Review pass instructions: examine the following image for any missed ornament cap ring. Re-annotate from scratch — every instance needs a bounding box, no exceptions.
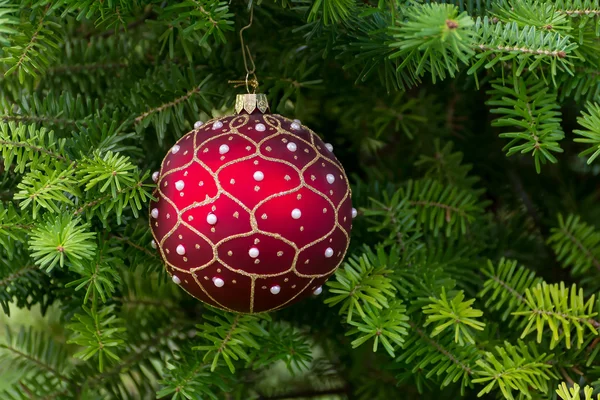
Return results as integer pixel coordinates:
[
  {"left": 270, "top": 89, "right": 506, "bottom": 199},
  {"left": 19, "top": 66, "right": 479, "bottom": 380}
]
[{"left": 235, "top": 93, "right": 269, "bottom": 115}]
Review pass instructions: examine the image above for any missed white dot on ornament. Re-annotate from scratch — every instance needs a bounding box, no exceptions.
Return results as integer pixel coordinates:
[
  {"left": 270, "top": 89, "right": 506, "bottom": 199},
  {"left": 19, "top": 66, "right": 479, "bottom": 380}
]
[
  {"left": 325, "top": 143, "right": 333, "bottom": 152},
  {"left": 253, "top": 171, "right": 264, "bottom": 181},
  {"left": 287, "top": 142, "right": 297, "bottom": 152},
  {"left": 326, "top": 174, "right": 335, "bottom": 184},
  {"left": 212, "top": 121, "right": 223, "bottom": 130},
  {"left": 291, "top": 122, "right": 301, "bottom": 130},
  {"left": 270, "top": 285, "right": 281, "bottom": 295},
  {"left": 291, "top": 208, "right": 301, "bottom": 219},
  {"left": 171, "top": 145, "right": 180, "bottom": 154},
  {"left": 314, "top": 286, "right": 323, "bottom": 295},
  {"left": 176, "top": 245, "right": 186, "bottom": 255},
  {"left": 152, "top": 171, "right": 159, "bottom": 182},
  {"left": 219, "top": 144, "right": 229, "bottom": 155},
  {"left": 294, "top": 119, "right": 301, "bottom": 123},
  {"left": 172, "top": 275, "right": 181, "bottom": 285},
  {"left": 255, "top": 123, "right": 266, "bottom": 132},
  {"left": 207, "top": 213, "right": 217, "bottom": 225},
  {"left": 151, "top": 208, "right": 159, "bottom": 219},
  {"left": 194, "top": 121, "right": 204, "bottom": 129},
  {"left": 175, "top": 180, "right": 185, "bottom": 191},
  {"left": 352, "top": 208, "right": 358, "bottom": 219},
  {"left": 325, "top": 248, "right": 334, "bottom": 258},
  {"left": 151, "top": 240, "right": 157, "bottom": 249},
  {"left": 212, "top": 277, "right": 225, "bottom": 287},
  {"left": 249, "top": 247, "right": 260, "bottom": 258}
]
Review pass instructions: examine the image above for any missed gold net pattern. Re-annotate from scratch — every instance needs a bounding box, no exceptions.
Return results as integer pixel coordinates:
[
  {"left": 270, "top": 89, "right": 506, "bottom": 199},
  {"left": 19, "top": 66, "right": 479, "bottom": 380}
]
[{"left": 150, "top": 113, "right": 352, "bottom": 313}]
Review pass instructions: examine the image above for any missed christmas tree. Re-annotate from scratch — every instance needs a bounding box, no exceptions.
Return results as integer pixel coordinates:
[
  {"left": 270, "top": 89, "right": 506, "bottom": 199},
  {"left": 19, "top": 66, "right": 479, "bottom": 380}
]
[{"left": 2, "top": 0, "right": 600, "bottom": 398}]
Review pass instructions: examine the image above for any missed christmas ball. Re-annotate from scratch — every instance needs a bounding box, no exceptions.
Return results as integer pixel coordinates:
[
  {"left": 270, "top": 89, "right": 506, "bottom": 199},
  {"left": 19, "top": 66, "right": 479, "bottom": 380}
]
[{"left": 149, "top": 94, "right": 355, "bottom": 313}]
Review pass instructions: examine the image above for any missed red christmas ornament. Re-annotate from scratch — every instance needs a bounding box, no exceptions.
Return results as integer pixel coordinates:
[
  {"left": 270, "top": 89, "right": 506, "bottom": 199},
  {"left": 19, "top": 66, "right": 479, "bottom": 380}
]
[{"left": 149, "top": 94, "right": 355, "bottom": 313}]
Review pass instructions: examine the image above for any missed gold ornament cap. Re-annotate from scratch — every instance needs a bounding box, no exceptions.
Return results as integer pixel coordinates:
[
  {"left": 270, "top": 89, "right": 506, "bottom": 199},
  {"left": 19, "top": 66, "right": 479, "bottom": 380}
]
[{"left": 235, "top": 93, "right": 269, "bottom": 115}]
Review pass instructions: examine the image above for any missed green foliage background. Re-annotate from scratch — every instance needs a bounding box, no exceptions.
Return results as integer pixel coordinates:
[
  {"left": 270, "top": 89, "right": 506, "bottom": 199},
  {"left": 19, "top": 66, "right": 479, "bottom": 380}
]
[{"left": 2, "top": 0, "right": 600, "bottom": 399}]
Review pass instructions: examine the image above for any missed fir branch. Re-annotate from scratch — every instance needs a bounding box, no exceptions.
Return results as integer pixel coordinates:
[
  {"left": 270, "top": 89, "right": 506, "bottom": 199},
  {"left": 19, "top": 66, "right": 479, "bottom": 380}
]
[
  {"left": 574, "top": 102, "right": 600, "bottom": 163},
  {"left": 15, "top": 165, "right": 77, "bottom": 218},
  {"left": 548, "top": 214, "right": 600, "bottom": 275},
  {"left": 0, "top": 343, "right": 71, "bottom": 383},
  {"left": 0, "top": 265, "right": 36, "bottom": 288},
  {"left": 479, "top": 258, "right": 543, "bottom": 325},
  {"left": 401, "top": 179, "right": 487, "bottom": 236},
  {"left": 194, "top": 309, "right": 269, "bottom": 372},
  {"left": 0, "top": 114, "right": 81, "bottom": 127},
  {"left": 84, "top": 320, "right": 182, "bottom": 388},
  {"left": 109, "top": 234, "right": 160, "bottom": 260},
  {"left": 487, "top": 76, "right": 565, "bottom": 173},
  {"left": 258, "top": 387, "right": 351, "bottom": 400},
  {"left": 407, "top": 321, "right": 474, "bottom": 375},
  {"left": 556, "top": 382, "right": 599, "bottom": 400},
  {"left": 48, "top": 62, "right": 128, "bottom": 74},
  {"left": 0, "top": 138, "right": 67, "bottom": 161},
  {"left": 9, "top": 5, "right": 50, "bottom": 76},
  {"left": 28, "top": 214, "right": 97, "bottom": 272},
  {"left": 473, "top": 341, "right": 555, "bottom": 400},
  {"left": 325, "top": 246, "right": 397, "bottom": 323},
  {"left": 1, "top": 4, "right": 63, "bottom": 83},
  {"left": 514, "top": 282, "right": 599, "bottom": 349},
  {"left": 0, "top": 122, "right": 69, "bottom": 174},
  {"left": 423, "top": 288, "right": 486, "bottom": 346},
  {"left": 134, "top": 85, "right": 202, "bottom": 124}
]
